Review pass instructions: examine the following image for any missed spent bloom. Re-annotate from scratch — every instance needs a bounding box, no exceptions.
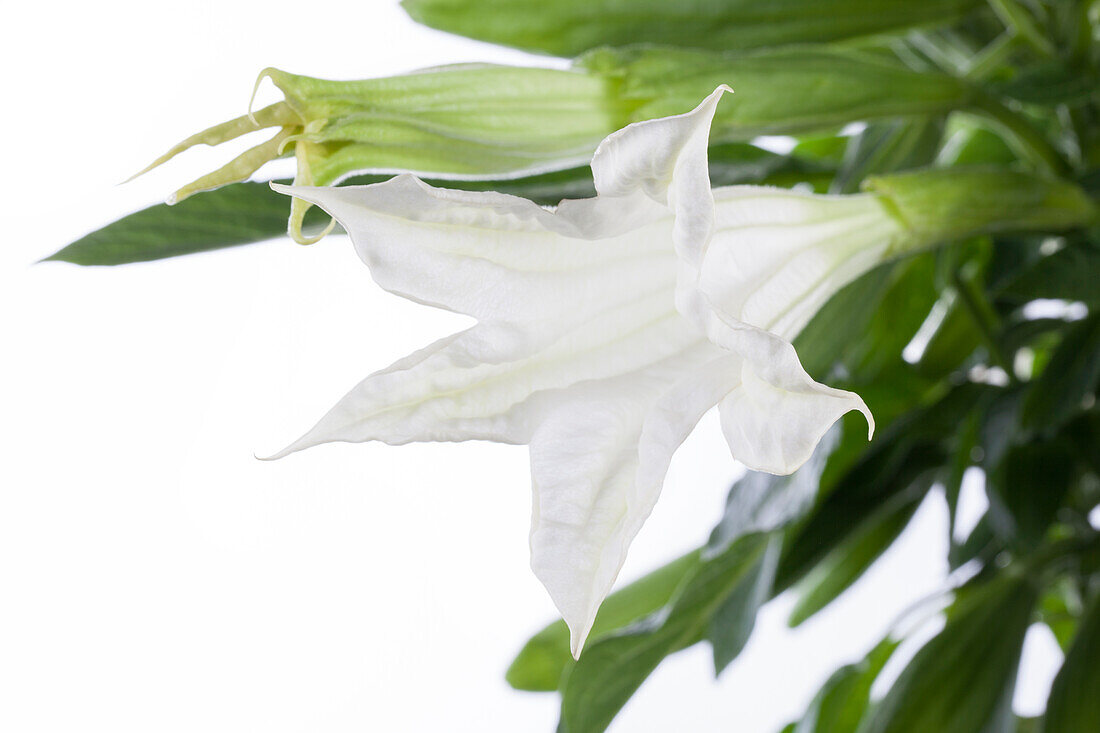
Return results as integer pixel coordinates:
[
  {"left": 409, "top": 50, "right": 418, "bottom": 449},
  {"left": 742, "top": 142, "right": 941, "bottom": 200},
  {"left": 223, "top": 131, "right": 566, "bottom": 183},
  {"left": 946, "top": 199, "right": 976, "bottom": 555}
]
[{"left": 269, "top": 88, "right": 894, "bottom": 656}]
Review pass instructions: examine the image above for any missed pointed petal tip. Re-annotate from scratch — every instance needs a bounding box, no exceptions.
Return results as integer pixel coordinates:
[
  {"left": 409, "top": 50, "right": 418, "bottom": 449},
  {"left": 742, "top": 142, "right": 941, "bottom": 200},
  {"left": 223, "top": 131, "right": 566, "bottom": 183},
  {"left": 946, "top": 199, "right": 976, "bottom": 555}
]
[
  {"left": 863, "top": 404, "right": 876, "bottom": 441},
  {"left": 568, "top": 621, "right": 593, "bottom": 660}
]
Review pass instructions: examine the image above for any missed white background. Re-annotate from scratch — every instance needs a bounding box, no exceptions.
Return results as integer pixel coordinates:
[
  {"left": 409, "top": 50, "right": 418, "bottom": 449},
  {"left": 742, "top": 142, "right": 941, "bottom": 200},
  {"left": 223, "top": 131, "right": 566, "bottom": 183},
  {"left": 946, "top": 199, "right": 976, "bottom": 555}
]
[{"left": 0, "top": 2, "right": 1061, "bottom": 731}]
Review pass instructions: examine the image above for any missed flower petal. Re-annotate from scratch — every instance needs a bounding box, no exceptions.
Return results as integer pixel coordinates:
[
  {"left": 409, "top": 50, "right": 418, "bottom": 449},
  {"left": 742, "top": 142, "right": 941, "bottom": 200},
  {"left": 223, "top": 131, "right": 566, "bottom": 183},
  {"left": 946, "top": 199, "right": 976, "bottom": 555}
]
[
  {"left": 701, "top": 187, "right": 903, "bottom": 340},
  {"left": 528, "top": 345, "right": 736, "bottom": 657},
  {"left": 266, "top": 285, "right": 702, "bottom": 458},
  {"left": 705, "top": 316, "right": 874, "bottom": 474}
]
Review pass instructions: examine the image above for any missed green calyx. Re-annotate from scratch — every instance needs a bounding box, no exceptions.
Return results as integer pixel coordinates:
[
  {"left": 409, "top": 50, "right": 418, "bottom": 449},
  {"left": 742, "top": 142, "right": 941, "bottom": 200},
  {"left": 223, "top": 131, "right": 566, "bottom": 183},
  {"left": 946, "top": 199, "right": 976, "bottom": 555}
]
[
  {"left": 865, "top": 168, "right": 1099, "bottom": 250},
  {"left": 132, "top": 65, "right": 627, "bottom": 243}
]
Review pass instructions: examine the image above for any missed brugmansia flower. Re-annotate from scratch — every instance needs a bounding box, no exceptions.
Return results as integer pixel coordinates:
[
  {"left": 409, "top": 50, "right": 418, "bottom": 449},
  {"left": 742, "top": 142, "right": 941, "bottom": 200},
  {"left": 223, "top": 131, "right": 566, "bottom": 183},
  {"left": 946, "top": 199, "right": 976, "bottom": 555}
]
[{"left": 269, "top": 88, "right": 888, "bottom": 656}]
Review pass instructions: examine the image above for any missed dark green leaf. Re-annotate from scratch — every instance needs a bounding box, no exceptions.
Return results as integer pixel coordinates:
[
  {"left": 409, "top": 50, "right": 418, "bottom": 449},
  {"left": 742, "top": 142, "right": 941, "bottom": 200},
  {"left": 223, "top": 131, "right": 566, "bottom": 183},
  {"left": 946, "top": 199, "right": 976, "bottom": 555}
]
[
  {"left": 986, "top": 440, "right": 1076, "bottom": 550},
  {"left": 1000, "top": 245, "right": 1100, "bottom": 307},
  {"left": 403, "top": 0, "right": 983, "bottom": 58},
  {"left": 794, "top": 637, "right": 899, "bottom": 733},
  {"left": 1037, "top": 580, "right": 1082, "bottom": 653},
  {"left": 864, "top": 572, "right": 1038, "bottom": 733},
  {"left": 832, "top": 117, "right": 945, "bottom": 194},
  {"left": 795, "top": 252, "right": 939, "bottom": 383},
  {"left": 505, "top": 550, "right": 701, "bottom": 692},
  {"left": 991, "top": 62, "right": 1100, "bottom": 106},
  {"left": 978, "top": 385, "right": 1027, "bottom": 469},
  {"left": 1043, "top": 595, "right": 1100, "bottom": 732},
  {"left": 557, "top": 533, "right": 772, "bottom": 733},
  {"left": 1021, "top": 313, "right": 1100, "bottom": 431},
  {"left": 788, "top": 497, "right": 919, "bottom": 627},
  {"left": 709, "top": 537, "right": 779, "bottom": 673},
  {"left": 949, "top": 514, "right": 1001, "bottom": 570},
  {"left": 43, "top": 181, "right": 295, "bottom": 266}
]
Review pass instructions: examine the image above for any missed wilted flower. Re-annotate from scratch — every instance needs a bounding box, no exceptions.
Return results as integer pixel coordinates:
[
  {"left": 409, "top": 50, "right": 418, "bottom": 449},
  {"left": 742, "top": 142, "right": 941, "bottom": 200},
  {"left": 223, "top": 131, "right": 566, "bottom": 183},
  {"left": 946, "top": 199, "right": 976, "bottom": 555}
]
[{"left": 268, "top": 88, "right": 886, "bottom": 656}]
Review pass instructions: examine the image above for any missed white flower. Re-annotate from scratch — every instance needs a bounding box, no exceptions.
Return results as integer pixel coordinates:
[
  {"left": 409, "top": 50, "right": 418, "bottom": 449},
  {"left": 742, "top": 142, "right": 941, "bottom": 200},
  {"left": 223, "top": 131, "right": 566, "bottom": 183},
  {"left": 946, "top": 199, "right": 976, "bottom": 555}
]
[{"left": 269, "top": 88, "right": 881, "bottom": 657}]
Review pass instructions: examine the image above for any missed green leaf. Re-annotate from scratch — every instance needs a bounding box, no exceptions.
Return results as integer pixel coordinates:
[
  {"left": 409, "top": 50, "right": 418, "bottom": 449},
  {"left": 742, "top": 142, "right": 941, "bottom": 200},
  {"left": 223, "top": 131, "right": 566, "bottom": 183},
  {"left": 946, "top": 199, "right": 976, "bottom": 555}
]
[
  {"left": 986, "top": 440, "right": 1077, "bottom": 550},
  {"left": 794, "top": 637, "right": 899, "bottom": 733},
  {"left": 709, "top": 537, "right": 780, "bottom": 673},
  {"left": 775, "top": 383, "right": 992, "bottom": 589},
  {"left": 1021, "top": 313, "right": 1100, "bottom": 431},
  {"left": 1042, "top": 596, "right": 1100, "bottom": 733},
  {"left": 558, "top": 533, "right": 773, "bottom": 733},
  {"left": 794, "top": 251, "right": 939, "bottom": 383},
  {"left": 402, "top": 0, "right": 983, "bottom": 58},
  {"left": 991, "top": 62, "right": 1100, "bottom": 106},
  {"left": 864, "top": 572, "right": 1038, "bottom": 733},
  {"left": 832, "top": 117, "right": 945, "bottom": 194},
  {"left": 43, "top": 181, "right": 295, "bottom": 266},
  {"left": 1037, "top": 580, "right": 1082, "bottom": 653},
  {"left": 50, "top": 143, "right": 798, "bottom": 266},
  {"left": 937, "top": 119, "right": 1019, "bottom": 167},
  {"left": 1000, "top": 245, "right": 1100, "bottom": 307},
  {"left": 787, "top": 497, "right": 919, "bottom": 627},
  {"left": 505, "top": 550, "right": 701, "bottom": 692}
]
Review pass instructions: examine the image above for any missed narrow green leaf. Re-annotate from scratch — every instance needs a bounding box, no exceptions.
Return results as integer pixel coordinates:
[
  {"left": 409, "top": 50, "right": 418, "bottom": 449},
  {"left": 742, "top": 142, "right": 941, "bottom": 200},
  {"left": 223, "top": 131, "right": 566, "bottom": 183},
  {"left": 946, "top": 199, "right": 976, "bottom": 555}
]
[
  {"left": 1000, "top": 245, "right": 1100, "bottom": 307},
  {"left": 505, "top": 550, "right": 701, "bottom": 692},
  {"left": 43, "top": 181, "right": 294, "bottom": 266},
  {"left": 1021, "top": 313, "right": 1100, "bottom": 430},
  {"left": 986, "top": 440, "right": 1077, "bottom": 550},
  {"left": 794, "top": 637, "right": 899, "bottom": 733},
  {"left": 1037, "top": 580, "right": 1082, "bottom": 653},
  {"left": 558, "top": 534, "right": 772, "bottom": 733},
  {"left": 832, "top": 117, "right": 945, "bottom": 194},
  {"left": 991, "top": 61, "right": 1100, "bottom": 106},
  {"left": 1043, "top": 596, "right": 1100, "bottom": 732},
  {"left": 777, "top": 382, "right": 993, "bottom": 590},
  {"left": 50, "top": 143, "right": 796, "bottom": 266},
  {"left": 794, "top": 251, "right": 939, "bottom": 383},
  {"left": 864, "top": 572, "right": 1038, "bottom": 733},
  {"left": 403, "top": 0, "right": 983, "bottom": 58},
  {"left": 788, "top": 498, "right": 919, "bottom": 627},
  {"left": 709, "top": 537, "right": 780, "bottom": 673}
]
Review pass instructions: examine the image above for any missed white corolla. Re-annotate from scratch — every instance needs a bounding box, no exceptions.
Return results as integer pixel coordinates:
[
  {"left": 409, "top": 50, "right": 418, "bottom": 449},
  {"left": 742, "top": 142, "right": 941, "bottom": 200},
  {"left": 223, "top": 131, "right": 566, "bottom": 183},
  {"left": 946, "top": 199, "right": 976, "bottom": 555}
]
[{"left": 270, "top": 88, "right": 900, "bottom": 656}]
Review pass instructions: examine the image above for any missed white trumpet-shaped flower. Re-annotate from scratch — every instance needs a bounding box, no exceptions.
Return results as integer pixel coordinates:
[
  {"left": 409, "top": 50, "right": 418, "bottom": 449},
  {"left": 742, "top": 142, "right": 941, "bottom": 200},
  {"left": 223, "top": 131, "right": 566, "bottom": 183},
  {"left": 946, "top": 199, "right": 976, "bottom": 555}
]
[{"left": 270, "top": 88, "right": 884, "bottom": 657}]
